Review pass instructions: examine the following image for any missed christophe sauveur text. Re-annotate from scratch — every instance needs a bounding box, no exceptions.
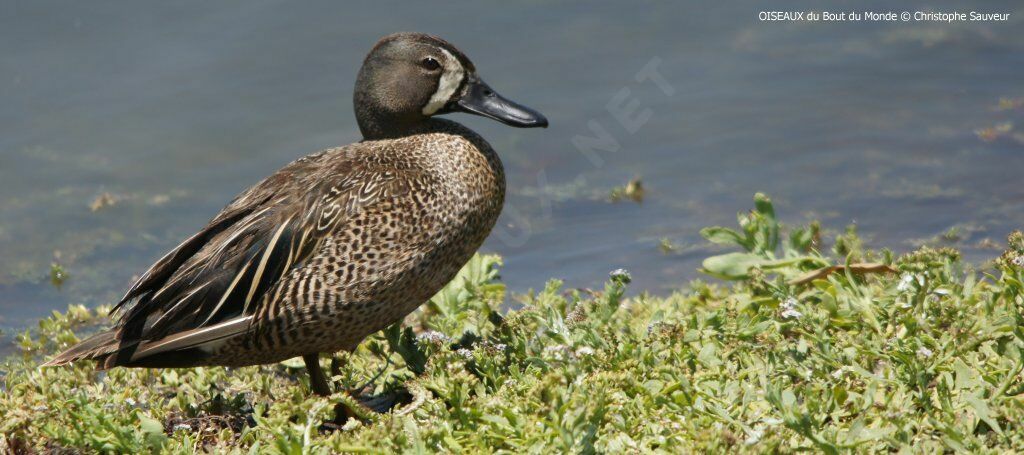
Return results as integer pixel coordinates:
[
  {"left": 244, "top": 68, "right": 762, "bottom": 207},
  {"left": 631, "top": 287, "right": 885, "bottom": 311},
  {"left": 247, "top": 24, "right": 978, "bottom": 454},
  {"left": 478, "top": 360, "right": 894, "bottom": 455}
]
[{"left": 759, "top": 10, "right": 1010, "bottom": 22}]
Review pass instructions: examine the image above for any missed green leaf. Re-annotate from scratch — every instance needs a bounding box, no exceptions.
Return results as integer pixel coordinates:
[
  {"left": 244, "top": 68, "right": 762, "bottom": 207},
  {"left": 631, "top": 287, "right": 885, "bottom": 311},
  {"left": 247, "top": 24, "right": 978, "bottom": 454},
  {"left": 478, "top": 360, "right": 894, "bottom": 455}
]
[
  {"left": 700, "top": 226, "right": 747, "bottom": 248},
  {"left": 965, "top": 395, "right": 1003, "bottom": 435},
  {"left": 754, "top": 192, "right": 779, "bottom": 252},
  {"left": 385, "top": 324, "right": 429, "bottom": 375},
  {"left": 138, "top": 415, "right": 167, "bottom": 450},
  {"left": 700, "top": 253, "right": 802, "bottom": 280},
  {"left": 754, "top": 192, "right": 776, "bottom": 219},
  {"left": 701, "top": 253, "right": 768, "bottom": 280}
]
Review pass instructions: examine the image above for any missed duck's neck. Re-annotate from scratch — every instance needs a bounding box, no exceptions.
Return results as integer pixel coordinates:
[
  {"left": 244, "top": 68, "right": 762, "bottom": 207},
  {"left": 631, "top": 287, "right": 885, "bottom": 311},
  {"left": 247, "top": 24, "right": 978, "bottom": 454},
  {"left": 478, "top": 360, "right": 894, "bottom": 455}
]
[
  {"left": 357, "top": 110, "right": 462, "bottom": 141},
  {"left": 353, "top": 87, "right": 427, "bottom": 140},
  {"left": 356, "top": 112, "right": 423, "bottom": 140}
]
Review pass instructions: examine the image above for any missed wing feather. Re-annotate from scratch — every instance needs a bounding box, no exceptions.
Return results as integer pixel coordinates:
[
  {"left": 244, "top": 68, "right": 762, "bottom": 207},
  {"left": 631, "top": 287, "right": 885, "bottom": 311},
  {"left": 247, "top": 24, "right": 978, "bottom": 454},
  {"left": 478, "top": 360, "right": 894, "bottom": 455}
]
[{"left": 69, "top": 148, "right": 425, "bottom": 367}]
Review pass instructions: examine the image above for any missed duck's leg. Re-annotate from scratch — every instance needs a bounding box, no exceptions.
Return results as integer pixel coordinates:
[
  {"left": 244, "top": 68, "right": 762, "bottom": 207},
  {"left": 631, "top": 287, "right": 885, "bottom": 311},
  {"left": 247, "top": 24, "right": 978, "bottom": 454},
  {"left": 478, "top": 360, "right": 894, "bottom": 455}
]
[
  {"left": 303, "top": 353, "right": 332, "bottom": 397},
  {"left": 330, "top": 355, "right": 344, "bottom": 379},
  {"left": 305, "top": 353, "right": 359, "bottom": 425}
]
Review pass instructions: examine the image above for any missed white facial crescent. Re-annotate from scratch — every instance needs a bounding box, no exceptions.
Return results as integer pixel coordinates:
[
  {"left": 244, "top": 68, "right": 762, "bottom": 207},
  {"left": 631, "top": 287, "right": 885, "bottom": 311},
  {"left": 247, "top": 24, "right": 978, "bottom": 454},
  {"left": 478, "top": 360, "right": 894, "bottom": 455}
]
[{"left": 422, "top": 48, "right": 465, "bottom": 115}]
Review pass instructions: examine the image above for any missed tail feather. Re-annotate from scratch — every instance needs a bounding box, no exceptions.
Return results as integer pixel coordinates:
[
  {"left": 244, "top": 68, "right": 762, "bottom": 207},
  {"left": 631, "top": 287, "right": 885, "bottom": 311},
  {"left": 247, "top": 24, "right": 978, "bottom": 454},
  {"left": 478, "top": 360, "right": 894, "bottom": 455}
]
[
  {"left": 41, "top": 330, "right": 131, "bottom": 368},
  {"left": 41, "top": 315, "right": 250, "bottom": 369}
]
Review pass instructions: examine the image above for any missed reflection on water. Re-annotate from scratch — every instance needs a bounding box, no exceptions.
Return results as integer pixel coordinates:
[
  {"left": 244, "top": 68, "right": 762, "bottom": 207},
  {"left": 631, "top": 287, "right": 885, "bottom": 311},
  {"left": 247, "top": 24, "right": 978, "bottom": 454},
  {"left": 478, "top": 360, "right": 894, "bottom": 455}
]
[{"left": 1, "top": 1, "right": 1023, "bottom": 330}]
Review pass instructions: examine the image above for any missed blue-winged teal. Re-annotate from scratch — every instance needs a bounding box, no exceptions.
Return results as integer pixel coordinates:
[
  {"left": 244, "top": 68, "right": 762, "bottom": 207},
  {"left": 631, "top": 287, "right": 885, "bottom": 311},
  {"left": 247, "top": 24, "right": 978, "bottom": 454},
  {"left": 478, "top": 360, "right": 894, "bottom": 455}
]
[{"left": 45, "top": 32, "right": 548, "bottom": 402}]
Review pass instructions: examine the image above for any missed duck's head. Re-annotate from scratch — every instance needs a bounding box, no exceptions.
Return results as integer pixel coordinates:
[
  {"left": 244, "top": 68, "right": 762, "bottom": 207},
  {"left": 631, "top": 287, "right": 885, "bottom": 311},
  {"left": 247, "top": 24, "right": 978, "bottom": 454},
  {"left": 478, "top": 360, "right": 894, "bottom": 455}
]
[{"left": 354, "top": 32, "right": 548, "bottom": 139}]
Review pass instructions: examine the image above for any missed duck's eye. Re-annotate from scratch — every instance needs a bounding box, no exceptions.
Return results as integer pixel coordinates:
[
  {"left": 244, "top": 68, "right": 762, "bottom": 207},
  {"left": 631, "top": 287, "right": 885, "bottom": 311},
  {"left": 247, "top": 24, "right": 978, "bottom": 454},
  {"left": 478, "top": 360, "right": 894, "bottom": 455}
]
[{"left": 421, "top": 57, "right": 441, "bottom": 71}]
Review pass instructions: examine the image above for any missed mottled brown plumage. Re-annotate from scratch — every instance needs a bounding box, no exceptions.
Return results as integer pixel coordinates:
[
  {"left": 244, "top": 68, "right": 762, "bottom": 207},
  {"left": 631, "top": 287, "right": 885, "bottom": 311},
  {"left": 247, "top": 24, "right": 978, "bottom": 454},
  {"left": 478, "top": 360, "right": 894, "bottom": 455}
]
[{"left": 44, "top": 32, "right": 547, "bottom": 400}]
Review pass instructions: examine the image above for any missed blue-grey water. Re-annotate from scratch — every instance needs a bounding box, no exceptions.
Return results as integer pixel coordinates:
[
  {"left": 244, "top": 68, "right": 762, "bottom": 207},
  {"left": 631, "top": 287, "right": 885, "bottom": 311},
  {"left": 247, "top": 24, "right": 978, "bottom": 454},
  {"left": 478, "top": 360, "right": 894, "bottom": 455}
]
[{"left": 1, "top": 1, "right": 1022, "bottom": 332}]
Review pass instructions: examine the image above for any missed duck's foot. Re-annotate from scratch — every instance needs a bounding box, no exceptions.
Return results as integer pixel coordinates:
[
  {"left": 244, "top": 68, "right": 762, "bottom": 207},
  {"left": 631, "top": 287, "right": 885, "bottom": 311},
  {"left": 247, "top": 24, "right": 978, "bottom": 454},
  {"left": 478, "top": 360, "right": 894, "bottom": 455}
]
[
  {"left": 306, "top": 353, "right": 425, "bottom": 430},
  {"left": 353, "top": 387, "right": 412, "bottom": 413},
  {"left": 328, "top": 401, "right": 360, "bottom": 427},
  {"left": 305, "top": 353, "right": 376, "bottom": 427},
  {"left": 318, "top": 401, "right": 360, "bottom": 432},
  {"left": 319, "top": 387, "right": 413, "bottom": 432}
]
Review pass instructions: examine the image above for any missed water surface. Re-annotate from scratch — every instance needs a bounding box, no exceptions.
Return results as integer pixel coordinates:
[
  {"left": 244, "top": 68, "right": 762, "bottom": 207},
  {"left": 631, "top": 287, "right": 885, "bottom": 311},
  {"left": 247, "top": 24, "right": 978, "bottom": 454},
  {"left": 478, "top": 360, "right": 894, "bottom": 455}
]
[{"left": 2, "top": 1, "right": 1023, "bottom": 331}]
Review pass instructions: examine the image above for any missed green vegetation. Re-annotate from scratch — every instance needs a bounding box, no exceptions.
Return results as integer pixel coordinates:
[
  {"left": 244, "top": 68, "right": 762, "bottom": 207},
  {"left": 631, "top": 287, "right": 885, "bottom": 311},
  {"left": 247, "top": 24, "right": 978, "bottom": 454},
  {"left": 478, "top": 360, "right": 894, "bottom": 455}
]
[
  {"left": 5, "top": 193, "right": 1024, "bottom": 453},
  {"left": 608, "top": 177, "right": 644, "bottom": 204}
]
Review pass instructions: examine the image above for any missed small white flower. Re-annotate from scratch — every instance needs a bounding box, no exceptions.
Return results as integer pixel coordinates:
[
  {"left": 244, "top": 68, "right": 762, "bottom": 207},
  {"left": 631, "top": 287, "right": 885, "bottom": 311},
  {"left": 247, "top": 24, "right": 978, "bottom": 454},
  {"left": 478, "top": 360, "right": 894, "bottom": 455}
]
[
  {"left": 575, "top": 346, "right": 596, "bottom": 357},
  {"left": 896, "top": 273, "right": 915, "bottom": 292},
  {"left": 780, "top": 309, "right": 802, "bottom": 319},
  {"left": 1013, "top": 256, "right": 1024, "bottom": 267},
  {"left": 342, "top": 418, "right": 362, "bottom": 431},
  {"left": 417, "top": 331, "right": 450, "bottom": 346},
  {"left": 916, "top": 346, "right": 934, "bottom": 358},
  {"left": 779, "top": 297, "right": 802, "bottom": 319},
  {"left": 744, "top": 427, "right": 765, "bottom": 445},
  {"left": 478, "top": 341, "right": 508, "bottom": 354},
  {"left": 544, "top": 344, "right": 570, "bottom": 361},
  {"left": 830, "top": 366, "right": 849, "bottom": 379},
  {"left": 173, "top": 423, "right": 191, "bottom": 432},
  {"left": 609, "top": 268, "right": 632, "bottom": 284},
  {"left": 124, "top": 397, "right": 137, "bottom": 406},
  {"left": 456, "top": 348, "right": 474, "bottom": 360}
]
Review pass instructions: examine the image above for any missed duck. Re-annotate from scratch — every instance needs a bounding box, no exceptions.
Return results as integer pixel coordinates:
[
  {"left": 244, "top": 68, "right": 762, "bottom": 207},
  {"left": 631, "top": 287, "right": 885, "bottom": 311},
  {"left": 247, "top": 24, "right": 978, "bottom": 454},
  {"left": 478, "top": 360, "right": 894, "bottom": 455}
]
[{"left": 44, "top": 32, "right": 548, "bottom": 406}]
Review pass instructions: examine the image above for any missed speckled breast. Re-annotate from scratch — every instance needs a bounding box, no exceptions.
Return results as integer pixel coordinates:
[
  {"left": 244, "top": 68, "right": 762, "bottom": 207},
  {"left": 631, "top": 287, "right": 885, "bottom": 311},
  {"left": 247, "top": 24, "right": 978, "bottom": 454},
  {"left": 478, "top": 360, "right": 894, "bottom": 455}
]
[{"left": 211, "top": 121, "right": 505, "bottom": 366}]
